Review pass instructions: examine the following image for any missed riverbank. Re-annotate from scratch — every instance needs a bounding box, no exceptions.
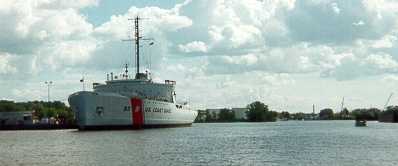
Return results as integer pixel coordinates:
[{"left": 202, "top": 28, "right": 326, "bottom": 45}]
[{"left": 0, "top": 124, "right": 77, "bottom": 130}]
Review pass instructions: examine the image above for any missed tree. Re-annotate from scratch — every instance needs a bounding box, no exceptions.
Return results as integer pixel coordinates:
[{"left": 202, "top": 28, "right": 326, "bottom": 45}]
[
  {"left": 292, "top": 112, "right": 305, "bottom": 120},
  {"left": 319, "top": 108, "right": 334, "bottom": 120},
  {"left": 0, "top": 100, "right": 75, "bottom": 124},
  {"left": 279, "top": 111, "right": 290, "bottom": 120},
  {"left": 352, "top": 108, "right": 381, "bottom": 120},
  {"left": 379, "top": 106, "right": 398, "bottom": 122},
  {"left": 246, "top": 101, "right": 277, "bottom": 122},
  {"left": 218, "top": 108, "right": 235, "bottom": 122},
  {"left": 194, "top": 110, "right": 207, "bottom": 123},
  {"left": 339, "top": 108, "right": 350, "bottom": 120}
]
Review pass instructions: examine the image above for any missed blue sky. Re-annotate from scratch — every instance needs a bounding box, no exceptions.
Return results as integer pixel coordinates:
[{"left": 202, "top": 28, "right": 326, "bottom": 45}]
[
  {"left": 81, "top": 1, "right": 184, "bottom": 26},
  {"left": 1, "top": 0, "right": 398, "bottom": 113}
]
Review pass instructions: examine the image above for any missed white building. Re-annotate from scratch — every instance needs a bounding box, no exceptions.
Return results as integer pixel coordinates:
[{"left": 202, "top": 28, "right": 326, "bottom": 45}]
[
  {"left": 205, "top": 108, "right": 248, "bottom": 120},
  {"left": 231, "top": 108, "right": 248, "bottom": 120},
  {"left": 206, "top": 109, "right": 222, "bottom": 119}
]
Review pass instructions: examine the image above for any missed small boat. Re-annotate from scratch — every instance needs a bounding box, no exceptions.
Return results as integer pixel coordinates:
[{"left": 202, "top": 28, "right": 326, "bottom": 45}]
[{"left": 355, "top": 120, "right": 367, "bottom": 127}]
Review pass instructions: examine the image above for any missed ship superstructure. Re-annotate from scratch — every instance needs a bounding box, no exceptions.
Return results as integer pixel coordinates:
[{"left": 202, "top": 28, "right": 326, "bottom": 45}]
[{"left": 68, "top": 17, "right": 197, "bottom": 130}]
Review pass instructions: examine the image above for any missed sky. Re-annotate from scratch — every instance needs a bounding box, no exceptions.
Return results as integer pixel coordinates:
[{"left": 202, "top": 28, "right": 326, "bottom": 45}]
[{"left": 1, "top": 0, "right": 398, "bottom": 113}]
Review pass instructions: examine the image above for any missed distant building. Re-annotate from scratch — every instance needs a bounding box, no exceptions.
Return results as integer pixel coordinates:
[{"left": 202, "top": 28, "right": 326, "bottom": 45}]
[
  {"left": 303, "top": 113, "right": 318, "bottom": 120},
  {"left": 0, "top": 111, "right": 33, "bottom": 126},
  {"left": 231, "top": 108, "right": 248, "bottom": 120},
  {"left": 195, "top": 110, "right": 207, "bottom": 122},
  {"left": 206, "top": 109, "right": 222, "bottom": 120},
  {"left": 204, "top": 108, "right": 248, "bottom": 121}
]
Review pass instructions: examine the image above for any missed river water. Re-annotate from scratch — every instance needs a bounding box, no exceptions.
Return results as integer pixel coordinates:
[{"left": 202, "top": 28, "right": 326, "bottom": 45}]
[{"left": 1, "top": 121, "right": 398, "bottom": 166}]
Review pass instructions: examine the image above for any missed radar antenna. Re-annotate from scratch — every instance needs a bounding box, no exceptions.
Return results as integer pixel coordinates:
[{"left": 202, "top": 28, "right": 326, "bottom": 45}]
[
  {"left": 123, "top": 16, "right": 153, "bottom": 79},
  {"left": 133, "top": 16, "right": 141, "bottom": 75},
  {"left": 124, "top": 63, "right": 129, "bottom": 79}
]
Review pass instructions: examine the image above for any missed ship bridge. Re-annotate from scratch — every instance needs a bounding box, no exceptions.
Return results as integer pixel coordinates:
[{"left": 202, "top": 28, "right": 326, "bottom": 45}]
[{"left": 93, "top": 75, "right": 177, "bottom": 103}]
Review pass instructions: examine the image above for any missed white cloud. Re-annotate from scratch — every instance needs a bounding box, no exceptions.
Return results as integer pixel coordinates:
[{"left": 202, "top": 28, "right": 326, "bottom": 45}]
[
  {"left": 372, "top": 34, "right": 397, "bottom": 48},
  {"left": 353, "top": 20, "right": 365, "bottom": 26},
  {"left": 94, "top": 6, "right": 192, "bottom": 39},
  {"left": 178, "top": 41, "right": 208, "bottom": 53},
  {"left": 331, "top": 2, "right": 340, "bottom": 14},
  {"left": 365, "top": 53, "right": 398, "bottom": 70},
  {"left": 3, "top": 0, "right": 398, "bottom": 112},
  {"left": 382, "top": 74, "right": 398, "bottom": 83},
  {"left": 0, "top": 0, "right": 97, "bottom": 73},
  {"left": 11, "top": 88, "right": 44, "bottom": 101},
  {"left": 322, "top": 52, "right": 398, "bottom": 80},
  {"left": 38, "top": 0, "right": 99, "bottom": 9},
  {"left": 0, "top": 52, "right": 17, "bottom": 74},
  {"left": 39, "top": 38, "right": 100, "bottom": 69},
  {"left": 362, "top": 0, "right": 398, "bottom": 19}
]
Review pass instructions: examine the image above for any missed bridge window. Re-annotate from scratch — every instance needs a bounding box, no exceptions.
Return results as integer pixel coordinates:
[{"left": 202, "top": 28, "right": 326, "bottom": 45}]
[
  {"left": 96, "top": 106, "right": 104, "bottom": 116},
  {"left": 124, "top": 106, "right": 130, "bottom": 112}
]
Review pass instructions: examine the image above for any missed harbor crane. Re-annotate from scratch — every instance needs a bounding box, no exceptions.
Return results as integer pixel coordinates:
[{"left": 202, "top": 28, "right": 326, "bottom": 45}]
[{"left": 384, "top": 93, "right": 394, "bottom": 109}]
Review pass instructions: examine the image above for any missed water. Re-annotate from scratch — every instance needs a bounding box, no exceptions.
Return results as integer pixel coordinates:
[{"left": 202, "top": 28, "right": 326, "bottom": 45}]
[{"left": 1, "top": 121, "right": 398, "bottom": 166}]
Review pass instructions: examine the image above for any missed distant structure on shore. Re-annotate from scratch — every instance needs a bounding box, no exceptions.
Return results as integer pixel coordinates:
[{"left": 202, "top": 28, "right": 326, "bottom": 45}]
[
  {"left": 0, "top": 111, "right": 33, "bottom": 126},
  {"left": 0, "top": 110, "right": 66, "bottom": 127},
  {"left": 196, "top": 108, "right": 249, "bottom": 122}
]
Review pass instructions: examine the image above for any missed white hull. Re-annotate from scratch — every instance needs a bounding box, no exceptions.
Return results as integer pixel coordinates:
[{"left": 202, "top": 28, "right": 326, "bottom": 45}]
[{"left": 68, "top": 91, "right": 197, "bottom": 129}]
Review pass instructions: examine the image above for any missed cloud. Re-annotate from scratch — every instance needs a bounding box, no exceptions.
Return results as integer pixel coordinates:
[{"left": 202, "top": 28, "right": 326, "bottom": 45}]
[
  {"left": 372, "top": 34, "right": 397, "bottom": 48},
  {"left": 0, "top": 0, "right": 98, "bottom": 80},
  {"left": 286, "top": 0, "right": 397, "bottom": 44},
  {"left": 91, "top": 4, "right": 193, "bottom": 71},
  {"left": 0, "top": 52, "right": 17, "bottom": 74},
  {"left": 353, "top": 20, "right": 365, "bottom": 26},
  {"left": 331, "top": 2, "right": 340, "bottom": 14},
  {"left": 322, "top": 53, "right": 398, "bottom": 80},
  {"left": 178, "top": 41, "right": 208, "bottom": 53},
  {"left": 38, "top": 0, "right": 99, "bottom": 9},
  {"left": 94, "top": 6, "right": 192, "bottom": 39},
  {"left": 2, "top": 0, "right": 398, "bottom": 111}
]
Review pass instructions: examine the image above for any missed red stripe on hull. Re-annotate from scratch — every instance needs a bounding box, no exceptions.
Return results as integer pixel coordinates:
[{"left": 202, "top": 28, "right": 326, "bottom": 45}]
[{"left": 131, "top": 98, "right": 144, "bottom": 129}]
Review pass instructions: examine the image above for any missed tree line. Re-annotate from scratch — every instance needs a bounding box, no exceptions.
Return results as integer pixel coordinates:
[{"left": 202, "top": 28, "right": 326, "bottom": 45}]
[
  {"left": 195, "top": 101, "right": 398, "bottom": 123},
  {"left": 195, "top": 101, "right": 278, "bottom": 123}
]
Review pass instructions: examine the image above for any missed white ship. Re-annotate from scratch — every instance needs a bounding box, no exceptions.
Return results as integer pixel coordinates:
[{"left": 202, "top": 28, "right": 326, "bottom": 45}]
[{"left": 68, "top": 17, "right": 197, "bottom": 130}]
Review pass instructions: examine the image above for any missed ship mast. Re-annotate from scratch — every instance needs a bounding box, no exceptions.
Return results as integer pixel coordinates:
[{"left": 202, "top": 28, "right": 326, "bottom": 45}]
[
  {"left": 124, "top": 16, "right": 152, "bottom": 79},
  {"left": 134, "top": 16, "right": 141, "bottom": 75}
]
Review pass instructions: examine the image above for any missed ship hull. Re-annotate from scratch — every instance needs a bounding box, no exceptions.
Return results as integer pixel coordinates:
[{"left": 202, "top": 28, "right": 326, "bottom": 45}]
[{"left": 68, "top": 91, "right": 197, "bottom": 130}]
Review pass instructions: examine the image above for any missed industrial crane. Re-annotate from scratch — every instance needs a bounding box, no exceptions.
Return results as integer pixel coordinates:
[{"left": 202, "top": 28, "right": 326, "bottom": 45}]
[{"left": 384, "top": 93, "right": 394, "bottom": 110}]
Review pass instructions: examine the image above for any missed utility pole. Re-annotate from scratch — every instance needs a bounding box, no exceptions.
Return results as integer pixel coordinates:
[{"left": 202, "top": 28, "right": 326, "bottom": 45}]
[
  {"left": 312, "top": 104, "right": 315, "bottom": 120},
  {"left": 45, "top": 81, "right": 53, "bottom": 102}
]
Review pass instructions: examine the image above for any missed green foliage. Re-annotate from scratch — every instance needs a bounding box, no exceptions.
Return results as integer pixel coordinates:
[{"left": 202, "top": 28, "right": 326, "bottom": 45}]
[
  {"left": 379, "top": 106, "right": 398, "bottom": 122},
  {"left": 0, "top": 100, "right": 75, "bottom": 124},
  {"left": 246, "top": 101, "right": 277, "bottom": 122},
  {"left": 0, "top": 100, "right": 24, "bottom": 112},
  {"left": 218, "top": 108, "right": 235, "bottom": 122},
  {"left": 291, "top": 112, "right": 305, "bottom": 120},
  {"left": 336, "top": 108, "right": 351, "bottom": 120},
  {"left": 351, "top": 108, "right": 380, "bottom": 120},
  {"left": 319, "top": 108, "right": 334, "bottom": 120},
  {"left": 279, "top": 111, "right": 290, "bottom": 120}
]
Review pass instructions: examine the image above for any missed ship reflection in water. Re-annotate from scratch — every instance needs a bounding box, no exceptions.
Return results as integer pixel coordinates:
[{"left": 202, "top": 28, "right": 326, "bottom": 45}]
[{"left": 1, "top": 121, "right": 398, "bottom": 166}]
